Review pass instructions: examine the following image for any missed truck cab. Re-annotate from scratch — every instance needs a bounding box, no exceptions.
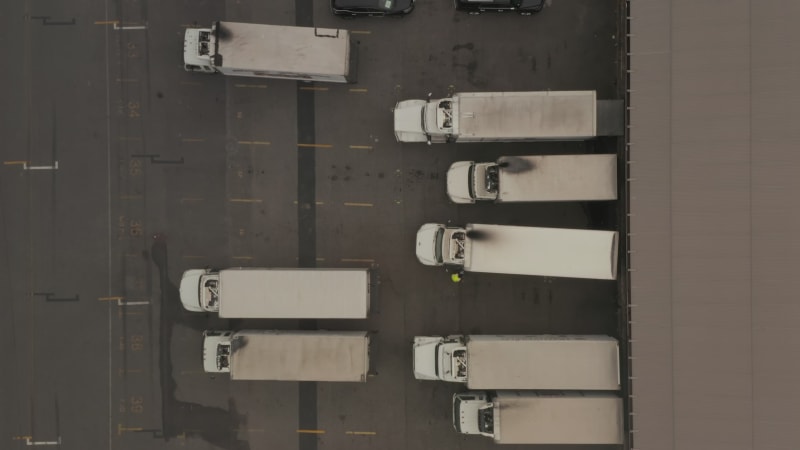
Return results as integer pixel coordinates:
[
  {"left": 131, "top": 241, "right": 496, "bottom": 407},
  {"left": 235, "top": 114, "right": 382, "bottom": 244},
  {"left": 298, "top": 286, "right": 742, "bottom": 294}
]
[
  {"left": 179, "top": 269, "right": 221, "bottom": 312},
  {"left": 202, "top": 330, "right": 233, "bottom": 373},
  {"left": 453, "top": 392, "right": 493, "bottom": 437},
  {"left": 183, "top": 27, "right": 216, "bottom": 72},
  {"left": 415, "top": 223, "right": 466, "bottom": 267},
  {"left": 446, "top": 161, "right": 498, "bottom": 203},
  {"left": 392, "top": 97, "right": 454, "bottom": 143},
  {"left": 412, "top": 336, "right": 468, "bottom": 382}
]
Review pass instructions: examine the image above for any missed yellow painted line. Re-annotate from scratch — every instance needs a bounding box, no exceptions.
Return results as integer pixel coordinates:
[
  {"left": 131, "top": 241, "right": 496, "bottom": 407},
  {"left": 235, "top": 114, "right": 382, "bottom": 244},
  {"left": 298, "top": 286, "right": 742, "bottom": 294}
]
[
  {"left": 12, "top": 436, "right": 33, "bottom": 440},
  {"left": 120, "top": 195, "right": 142, "bottom": 200},
  {"left": 293, "top": 200, "right": 325, "bottom": 205},
  {"left": 229, "top": 198, "right": 263, "bottom": 203},
  {"left": 316, "top": 257, "right": 325, "bottom": 262},
  {"left": 181, "top": 138, "right": 206, "bottom": 142},
  {"left": 349, "top": 88, "right": 368, "bottom": 93},
  {"left": 346, "top": 431, "right": 377, "bottom": 436},
  {"left": 232, "top": 256, "right": 254, "bottom": 260},
  {"left": 95, "top": 20, "right": 119, "bottom": 25},
  {"left": 297, "top": 429, "right": 326, "bottom": 434},
  {"left": 118, "top": 424, "right": 143, "bottom": 435},
  {"left": 344, "top": 202, "right": 373, "bottom": 207},
  {"left": 180, "top": 81, "right": 202, "bottom": 86},
  {"left": 341, "top": 258, "right": 374, "bottom": 263},
  {"left": 234, "top": 84, "right": 267, "bottom": 89},
  {"left": 351, "top": 30, "right": 371, "bottom": 35},
  {"left": 116, "top": 78, "right": 137, "bottom": 82},
  {"left": 349, "top": 145, "right": 373, "bottom": 150},
  {"left": 180, "top": 197, "right": 204, "bottom": 203},
  {"left": 297, "top": 143, "right": 332, "bottom": 149},
  {"left": 98, "top": 296, "right": 123, "bottom": 301},
  {"left": 300, "top": 86, "right": 329, "bottom": 91},
  {"left": 182, "top": 255, "right": 206, "bottom": 259},
  {"left": 238, "top": 140, "right": 271, "bottom": 146},
  {"left": 4, "top": 161, "right": 28, "bottom": 165}
]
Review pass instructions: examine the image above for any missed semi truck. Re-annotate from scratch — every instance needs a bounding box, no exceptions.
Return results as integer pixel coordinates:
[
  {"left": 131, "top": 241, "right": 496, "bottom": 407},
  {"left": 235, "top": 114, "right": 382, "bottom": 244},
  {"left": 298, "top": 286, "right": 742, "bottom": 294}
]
[
  {"left": 179, "top": 268, "right": 370, "bottom": 318},
  {"left": 202, "top": 330, "right": 371, "bottom": 382},
  {"left": 415, "top": 223, "right": 618, "bottom": 280},
  {"left": 413, "top": 335, "right": 620, "bottom": 390},
  {"left": 453, "top": 391, "right": 624, "bottom": 444},
  {"left": 393, "top": 90, "right": 623, "bottom": 144},
  {"left": 446, "top": 154, "right": 618, "bottom": 204},
  {"left": 183, "top": 22, "right": 357, "bottom": 83}
]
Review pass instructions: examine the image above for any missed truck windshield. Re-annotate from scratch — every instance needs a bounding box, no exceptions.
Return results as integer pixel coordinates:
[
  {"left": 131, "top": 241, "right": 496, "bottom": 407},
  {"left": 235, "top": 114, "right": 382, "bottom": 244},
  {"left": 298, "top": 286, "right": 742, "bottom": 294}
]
[
  {"left": 453, "top": 397, "right": 462, "bottom": 432},
  {"left": 434, "top": 228, "right": 444, "bottom": 264},
  {"left": 467, "top": 164, "right": 476, "bottom": 199}
]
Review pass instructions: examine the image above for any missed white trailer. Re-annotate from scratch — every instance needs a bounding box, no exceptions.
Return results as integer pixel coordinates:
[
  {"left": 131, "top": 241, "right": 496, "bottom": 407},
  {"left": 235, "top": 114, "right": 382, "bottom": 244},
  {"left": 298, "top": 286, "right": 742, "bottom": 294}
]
[
  {"left": 454, "top": 391, "right": 624, "bottom": 445},
  {"left": 203, "top": 330, "right": 371, "bottom": 382},
  {"left": 446, "top": 154, "right": 618, "bottom": 204},
  {"left": 179, "top": 268, "right": 371, "bottom": 318},
  {"left": 393, "top": 91, "right": 597, "bottom": 144},
  {"left": 415, "top": 223, "right": 618, "bottom": 280},
  {"left": 413, "top": 335, "right": 620, "bottom": 390},
  {"left": 183, "top": 22, "right": 356, "bottom": 83}
]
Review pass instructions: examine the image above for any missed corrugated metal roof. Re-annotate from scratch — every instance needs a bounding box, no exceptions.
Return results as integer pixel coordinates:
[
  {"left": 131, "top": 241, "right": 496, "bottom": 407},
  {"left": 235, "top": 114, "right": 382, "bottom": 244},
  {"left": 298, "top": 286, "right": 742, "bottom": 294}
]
[{"left": 628, "top": 0, "right": 800, "bottom": 449}]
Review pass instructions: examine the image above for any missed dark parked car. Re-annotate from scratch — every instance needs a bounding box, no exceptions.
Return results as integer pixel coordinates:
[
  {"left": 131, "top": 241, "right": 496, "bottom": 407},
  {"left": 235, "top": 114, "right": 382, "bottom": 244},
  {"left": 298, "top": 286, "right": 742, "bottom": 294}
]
[
  {"left": 331, "top": 0, "right": 415, "bottom": 17},
  {"left": 454, "top": 0, "right": 544, "bottom": 15}
]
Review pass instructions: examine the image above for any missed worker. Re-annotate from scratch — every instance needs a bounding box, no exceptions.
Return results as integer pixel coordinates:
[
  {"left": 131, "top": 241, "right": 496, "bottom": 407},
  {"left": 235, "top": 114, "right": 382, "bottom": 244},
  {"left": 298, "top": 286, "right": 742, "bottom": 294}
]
[{"left": 451, "top": 271, "right": 464, "bottom": 283}]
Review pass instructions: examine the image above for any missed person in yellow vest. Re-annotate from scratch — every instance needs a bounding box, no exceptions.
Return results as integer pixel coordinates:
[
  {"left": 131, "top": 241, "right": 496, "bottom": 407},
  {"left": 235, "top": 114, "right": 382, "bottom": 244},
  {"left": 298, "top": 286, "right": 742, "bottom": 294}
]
[{"left": 451, "top": 270, "right": 464, "bottom": 283}]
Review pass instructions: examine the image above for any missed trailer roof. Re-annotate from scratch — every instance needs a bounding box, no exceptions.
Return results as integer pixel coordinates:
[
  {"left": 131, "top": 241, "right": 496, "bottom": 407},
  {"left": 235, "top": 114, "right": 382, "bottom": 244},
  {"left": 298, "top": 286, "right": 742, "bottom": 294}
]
[
  {"left": 230, "top": 330, "right": 370, "bottom": 382},
  {"left": 495, "top": 154, "right": 617, "bottom": 202},
  {"left": 455, "top": 91, "right": 597, "bottom": 139},
  {"left": 215, "top": 22, "right": 350, "bottom": 76},
  {"left": 496, "top": 392, "right": 623, "bottom": 444},
  {"left": 218, "top": 268, "right": 370, "bottom": 318},
  {"left": 464, "top": 224, "right": 618, "bottom": 279},
  {"left": 466, "top": 335, "right": 619, "bottom": 390}
]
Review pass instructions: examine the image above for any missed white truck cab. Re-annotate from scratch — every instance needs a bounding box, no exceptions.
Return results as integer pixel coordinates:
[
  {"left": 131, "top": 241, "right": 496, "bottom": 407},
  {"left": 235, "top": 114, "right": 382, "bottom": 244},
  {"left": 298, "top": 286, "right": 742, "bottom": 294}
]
[{"left": 412, "top": 336, "right": 466, "bottom": 382}]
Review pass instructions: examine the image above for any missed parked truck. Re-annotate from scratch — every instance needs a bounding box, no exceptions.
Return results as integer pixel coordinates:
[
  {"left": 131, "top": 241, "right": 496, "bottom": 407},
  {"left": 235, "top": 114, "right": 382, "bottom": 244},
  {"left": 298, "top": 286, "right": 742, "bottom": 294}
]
[
  {"left": 179, "top": 268, "right": 370, "bottom": 318},
  {"left": 393, "top": 90, "right": 625, "bottom": 144},
  {"left": 415, "top": 223, "right": 618, "bottom": 279},
  {"left": 446, "top": 154, "right": 618, "bottom": 204},
  {"left": 183, "top": 22, "right": 357, "bottom": 83},
  {"left": 453, "top": 391, "right": 624, "bottom": 444},
  {"left": 413, "top": 335, "right": 620, "bottom": 390},
  {"left": 203, "top": 330, "right": 371, "bottom": 382}
]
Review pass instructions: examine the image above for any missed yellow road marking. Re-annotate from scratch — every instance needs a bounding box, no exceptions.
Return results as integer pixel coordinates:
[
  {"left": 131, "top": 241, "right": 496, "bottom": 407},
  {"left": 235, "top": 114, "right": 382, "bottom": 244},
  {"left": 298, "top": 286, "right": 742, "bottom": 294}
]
[
  {"left": 118, "top": 424, "right": 143, "bottom": 435},
  {"left": 300, "top": 86, "right": 329, "bottom": 91},
  {"left": 351, "top": 30, "right": 371, "bottom": 35},
  {"left": 297, "top": 143, "right": 332, "bottom": 148},
  {"left": 229, "top": 198, "right": 263, "bottom": 203},
  {"left": 349, "top": 88, "right": 368, "bottom": 93},
  {"left": 344, "top": 202, "right": 373, "bottom": 207},
  {"left": 349, "top": 145, "right": 373, "bottom": 150},
  {"left": 293, "top": 200, "right": 325, "bottom": 205},
  {"left": 4, "top": 161, "right": 28, "bottom": 165},
  {"left": 346, "top": 431, "right": 377, "bottom": 436},
  {"left": 341, "top": 258, "right": 374, "bottom": 263},
  {"left": 238, "top": 140, "right": 271, "bottom": 145},
  {"left": 98, "top": 296, "right": 123, "bottom": 301},
  {"left": 95, "top": 20, "right": 119, "bottom": 25},
  {"left": 297, "top": 429, "right": 325, "bottom": 434}
]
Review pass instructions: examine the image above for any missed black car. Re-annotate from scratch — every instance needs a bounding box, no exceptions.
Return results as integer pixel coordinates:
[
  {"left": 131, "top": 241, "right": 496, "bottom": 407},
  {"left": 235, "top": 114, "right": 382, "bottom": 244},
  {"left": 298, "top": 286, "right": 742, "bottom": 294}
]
[
  {"left": 331, "top": 0, "right": 415, "bottom": 17},
  {"left": 454, "top": 0, "right": 544, "bottom": 15}
]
